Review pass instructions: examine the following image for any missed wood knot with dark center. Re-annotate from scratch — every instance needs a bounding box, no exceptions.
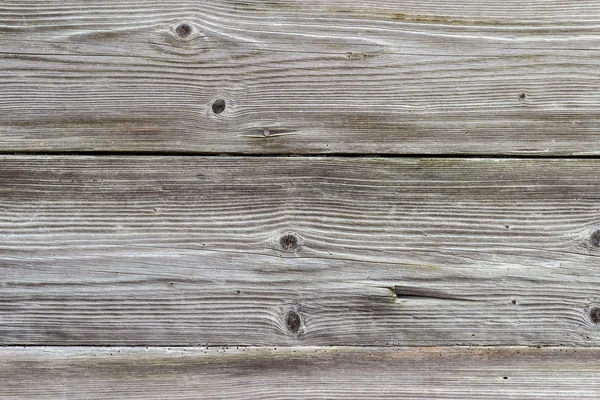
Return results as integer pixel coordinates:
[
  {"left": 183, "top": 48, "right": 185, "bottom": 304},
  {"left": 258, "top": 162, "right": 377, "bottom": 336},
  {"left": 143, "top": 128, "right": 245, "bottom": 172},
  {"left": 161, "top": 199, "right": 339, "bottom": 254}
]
[
  {"left": 279, "top": 233, "right": 298, "bottom": 252},
  {"left": 591, "top": 230, "right": 600, "bottom": 248},
  {"left": 285, "top": 310, "right": 302, "bottom": 334},
  {"left": 175, "top": 22, "right": 192, "bottom": 38},
  {"left": 590, "top": 307, "right": 600, "bottom": 325},
  {"left": 212, "top": 99, "right": 226, "bottom": 114}
]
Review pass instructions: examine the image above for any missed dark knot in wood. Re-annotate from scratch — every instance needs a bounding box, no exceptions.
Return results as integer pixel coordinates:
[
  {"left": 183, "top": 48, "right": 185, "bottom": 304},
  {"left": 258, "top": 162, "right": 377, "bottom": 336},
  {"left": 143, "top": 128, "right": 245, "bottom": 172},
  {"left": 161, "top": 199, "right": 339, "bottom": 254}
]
[
  {"left": 285, "top": 310, "right": 302, "bottom": 334},
  {"left": 280, "top": 233, "right": 298, "bottom": 252},
  {"left": 590, "top": 307, "right": 600, "bottom": 325},
  {"left": 175, "top": 22, "right": 192, "bottom": 38},
  {"left": 212, "top": 99, "right": 226, "bottom": 114},
  {"left": 591, "top": 230, "right": 600, "bottom": 248}
]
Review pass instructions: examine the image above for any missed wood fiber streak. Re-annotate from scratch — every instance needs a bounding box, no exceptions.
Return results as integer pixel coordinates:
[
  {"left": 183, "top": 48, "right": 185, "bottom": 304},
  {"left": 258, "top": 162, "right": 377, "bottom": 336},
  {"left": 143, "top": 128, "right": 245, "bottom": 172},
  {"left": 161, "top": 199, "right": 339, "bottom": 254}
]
[
  {"left": 1, "top": 1, "right": 600, "bottom": 153},
  {"left": 0, "top": 156, "right": 599, "bottom": 346},
  {"left": 1, "top": 347, "right": 599, "bottom": 399}
]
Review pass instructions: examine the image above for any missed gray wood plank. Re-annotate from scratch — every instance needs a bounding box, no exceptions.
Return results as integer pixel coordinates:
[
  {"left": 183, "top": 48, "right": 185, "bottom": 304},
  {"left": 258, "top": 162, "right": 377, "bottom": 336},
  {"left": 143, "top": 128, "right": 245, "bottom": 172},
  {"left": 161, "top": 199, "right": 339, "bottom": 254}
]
[
  {"left": 1, "top": 156, "right": 599, "bottom": 345},
  {"left": 1, "top": 346, "right": 599, "bottom": 399},
  {"left": 2, "top": 1, "right": 600, "bottom": 154}
]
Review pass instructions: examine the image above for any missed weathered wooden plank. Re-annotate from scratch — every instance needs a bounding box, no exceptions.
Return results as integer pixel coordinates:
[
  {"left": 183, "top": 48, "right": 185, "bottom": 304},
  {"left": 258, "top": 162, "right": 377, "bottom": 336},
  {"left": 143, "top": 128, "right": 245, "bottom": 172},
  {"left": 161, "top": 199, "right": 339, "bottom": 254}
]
[
  {"left": 0, "top": 156, "right": 599, "bottom": 345},
  {"left": 1, "top": 346, "right": 599, "bottom": 399},
  {"left": 0, "top": 156, "right": 600, "bottom": 346},
  {"left": 2, "top": 1, "right": 600, "bottom": 154}
]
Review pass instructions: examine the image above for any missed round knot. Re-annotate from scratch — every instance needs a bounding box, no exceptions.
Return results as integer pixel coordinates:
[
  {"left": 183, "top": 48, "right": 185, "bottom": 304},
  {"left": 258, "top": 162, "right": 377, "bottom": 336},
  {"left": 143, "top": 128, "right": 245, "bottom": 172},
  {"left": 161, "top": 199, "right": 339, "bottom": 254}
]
[
  {"left": 175, "top": 22, "right": 193, "bottom": 38},
  {"left": 280, "top": 233, "right": 298, "bottom": 252},
  {"left": 285, "top": 310, "right": 302, "bottom": 334},
  {"left": 212, "top": 99, "right": 226, "bottom": 114},
  {"left": 590, "top": 307, "right": 600, "bottom": 325},
  {"left": 591, "top": 230, "right": 600, "bottom": 248}
]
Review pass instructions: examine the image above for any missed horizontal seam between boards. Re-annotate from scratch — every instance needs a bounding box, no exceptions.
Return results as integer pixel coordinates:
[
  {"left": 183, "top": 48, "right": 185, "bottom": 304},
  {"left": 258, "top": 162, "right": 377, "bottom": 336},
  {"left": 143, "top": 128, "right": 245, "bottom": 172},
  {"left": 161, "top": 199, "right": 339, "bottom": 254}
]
[
  {"left": 0, "top": 151, "right": 600, "bottom": 159},
  {"left": 0, "top": 344, "right": 596, "bottom": 348}
]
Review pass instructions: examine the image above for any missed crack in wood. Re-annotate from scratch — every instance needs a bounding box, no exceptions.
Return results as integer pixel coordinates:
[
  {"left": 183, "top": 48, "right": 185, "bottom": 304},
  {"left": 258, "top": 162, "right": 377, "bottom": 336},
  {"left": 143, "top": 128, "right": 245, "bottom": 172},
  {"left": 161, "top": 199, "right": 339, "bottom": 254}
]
[{"left": 391, "top": 286, "right": 475, "bottom": 302}]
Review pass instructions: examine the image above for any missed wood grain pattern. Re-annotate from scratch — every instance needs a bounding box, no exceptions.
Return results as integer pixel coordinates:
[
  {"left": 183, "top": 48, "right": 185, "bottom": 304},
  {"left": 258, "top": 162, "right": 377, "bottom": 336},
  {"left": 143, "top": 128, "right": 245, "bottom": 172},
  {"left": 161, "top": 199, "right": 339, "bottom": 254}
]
[
  {"left": 1, "top": 156, "right": 599, "bottom": 346},
  {"left": 1, "top": 346, "right": 599, "bottom": 399},
  {"left": 4, "top": 1, "right": 600, "bottom": 397},
  {"left": 2, "top": 1, "right": 600, "bottom": 154}
]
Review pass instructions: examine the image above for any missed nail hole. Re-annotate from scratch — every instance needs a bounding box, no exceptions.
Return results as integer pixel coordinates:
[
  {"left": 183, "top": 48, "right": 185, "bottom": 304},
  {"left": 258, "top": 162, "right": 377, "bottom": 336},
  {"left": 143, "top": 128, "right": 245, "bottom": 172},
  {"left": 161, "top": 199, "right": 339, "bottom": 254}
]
[
  {"left": 590, "top": 307, "right": 600, "bottom": 325},
  {"left": 518, "top": 92, "right": 526, "bottom": 100},
  {"left": 212, "top": 99, "right": 226, "bottom": 114},
  {"left": 511, "top": 299, "right": 517, "bottom": 305},
  {"left": 280, "top": 233, "right": 298, "bottom": 252},
  {"left": 176, "top": 22, "right": 192, "bottom": 38},
  {"left": 591, "top": 230, "right": 600, "bottom": 248},
  {"left": 285, "top": 310, "right": 301, "bottom": 334}
]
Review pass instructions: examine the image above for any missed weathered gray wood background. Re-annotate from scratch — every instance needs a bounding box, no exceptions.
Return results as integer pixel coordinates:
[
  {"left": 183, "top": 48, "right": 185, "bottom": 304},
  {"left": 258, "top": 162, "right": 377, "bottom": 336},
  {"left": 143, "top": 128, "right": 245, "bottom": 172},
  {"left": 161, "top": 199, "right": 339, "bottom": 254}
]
[{"left": 1, "top": 0, "right": 599, "bottom": 398}]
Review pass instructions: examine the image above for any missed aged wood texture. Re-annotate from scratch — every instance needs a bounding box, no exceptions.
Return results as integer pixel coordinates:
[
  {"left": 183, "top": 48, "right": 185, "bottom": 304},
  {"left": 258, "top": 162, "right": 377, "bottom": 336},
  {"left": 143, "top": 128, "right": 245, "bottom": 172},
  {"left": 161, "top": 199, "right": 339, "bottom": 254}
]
[
  {"left": 1, "top": 346, "right": 599, "bottom": 399},
  {"left": 0, "top": 156, "right": 599, "bottom": 346},
  {"left": 1, "top": 1, "right": 600, "bottom": 154}
]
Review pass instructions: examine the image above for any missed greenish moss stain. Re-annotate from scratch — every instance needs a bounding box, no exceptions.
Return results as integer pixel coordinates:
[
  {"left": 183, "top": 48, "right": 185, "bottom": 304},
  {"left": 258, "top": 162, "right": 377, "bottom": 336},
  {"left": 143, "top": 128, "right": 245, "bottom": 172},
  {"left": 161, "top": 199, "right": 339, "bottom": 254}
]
[
  {"left": 392, "top": 13, "right": 466, "bottom": 25},
  {"left": 417, "top": 158, "right": 465, "bottom": 168},
  {"left": 231, "top": 1, "right": 302, "bottom": 12},
  {"left": 330, "top": 8, "right": 506, "bottom": 26}
]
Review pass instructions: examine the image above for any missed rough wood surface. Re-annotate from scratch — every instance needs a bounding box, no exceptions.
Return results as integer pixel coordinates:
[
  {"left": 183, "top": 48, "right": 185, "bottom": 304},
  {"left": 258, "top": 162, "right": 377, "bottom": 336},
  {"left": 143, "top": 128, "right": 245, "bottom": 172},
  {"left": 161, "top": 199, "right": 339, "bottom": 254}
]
[
  {"left": 2, "top": 1, "right": 600, "bottom": 154},
  {"left": 1, "top": 346, "right": 599, "bottom": 399},
  {"left": 1, "top": 156, "right": 599, "bottom": 346}
]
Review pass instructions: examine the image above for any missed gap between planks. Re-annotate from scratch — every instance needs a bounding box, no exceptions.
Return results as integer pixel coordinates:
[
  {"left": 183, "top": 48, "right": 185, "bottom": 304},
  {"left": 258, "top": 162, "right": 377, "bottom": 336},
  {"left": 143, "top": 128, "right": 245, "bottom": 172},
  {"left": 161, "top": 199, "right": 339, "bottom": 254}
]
[{"left": 3, "top": 151, "right": 600, "bottom": 159}]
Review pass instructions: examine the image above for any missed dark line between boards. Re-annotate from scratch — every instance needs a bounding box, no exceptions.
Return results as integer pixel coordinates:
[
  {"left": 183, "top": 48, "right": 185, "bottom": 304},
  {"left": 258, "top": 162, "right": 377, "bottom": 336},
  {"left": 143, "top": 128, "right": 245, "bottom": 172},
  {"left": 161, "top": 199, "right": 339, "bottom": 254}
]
[
  {"left": 0, "top": 344, "right": 581, "bottom": 349},
  {"left": 1, "top": 151, "right": 600, "bottom": 159}
]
